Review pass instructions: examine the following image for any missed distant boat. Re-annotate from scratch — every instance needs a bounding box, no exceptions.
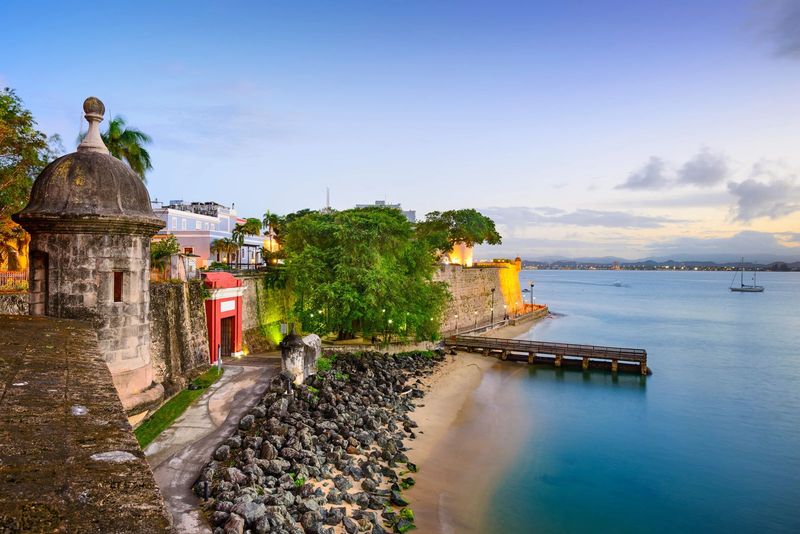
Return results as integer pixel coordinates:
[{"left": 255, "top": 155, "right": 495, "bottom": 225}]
[{"left": 730, "top": 258, "right": 764, "bottom": 292}]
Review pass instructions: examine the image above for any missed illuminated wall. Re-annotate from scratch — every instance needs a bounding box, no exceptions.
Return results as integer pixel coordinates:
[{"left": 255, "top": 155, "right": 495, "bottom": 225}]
[{"left": 447, "top": 242, "right": 474, "bottom": 267}]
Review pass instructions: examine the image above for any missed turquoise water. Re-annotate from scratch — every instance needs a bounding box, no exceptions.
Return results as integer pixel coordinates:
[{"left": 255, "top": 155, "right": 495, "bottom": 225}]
[{"left": 488, "top": 270, "right": 800, "bottom": 533}]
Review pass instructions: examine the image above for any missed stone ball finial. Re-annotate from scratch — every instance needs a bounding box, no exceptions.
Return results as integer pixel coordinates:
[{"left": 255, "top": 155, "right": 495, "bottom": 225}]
[
  {"left": 78, "top": 96, "right": 110, "bottom": 155},
  {"left": 83, "top": 96, "right": 105, "bottom": 117}
]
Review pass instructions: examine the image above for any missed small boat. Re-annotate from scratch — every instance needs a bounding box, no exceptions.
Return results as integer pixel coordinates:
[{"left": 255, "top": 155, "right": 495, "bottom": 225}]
[{"left": 730, "top": 258, "right": 764, "bottom": 292}]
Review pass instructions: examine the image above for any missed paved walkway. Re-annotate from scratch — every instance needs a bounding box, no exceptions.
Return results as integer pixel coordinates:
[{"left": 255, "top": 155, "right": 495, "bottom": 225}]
[{"left": 145, "top": 353, "right": 280, "bottom": 533}]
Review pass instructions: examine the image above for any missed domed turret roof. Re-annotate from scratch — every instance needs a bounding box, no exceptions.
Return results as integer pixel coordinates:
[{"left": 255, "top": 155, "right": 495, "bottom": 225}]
[{"left": 13, "top": 97, "right": 164, "bottom": 235}]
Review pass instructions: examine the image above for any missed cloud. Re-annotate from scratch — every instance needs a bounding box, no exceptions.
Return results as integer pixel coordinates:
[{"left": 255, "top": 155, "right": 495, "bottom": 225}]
[
  {"left": 762, "top": 0, "right": 800, "bottom": 59},
  {"left": 616, "top": 157, "right": 670, "bottom": 190},
  {"left": 646, "top": 231, "right": 800, "bottom": 262},
  {"left": 727, "top": 162, "right": 800, "bottom": 220},
  {"left": 677, "top": 149, "right": 729, "bottom": 187},
  {"left": 480, "top": 206, "right": 681, "bottom": 229}
]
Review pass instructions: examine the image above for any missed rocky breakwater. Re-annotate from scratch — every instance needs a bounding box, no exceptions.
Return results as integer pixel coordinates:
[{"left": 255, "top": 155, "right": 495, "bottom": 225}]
[{"left": 195, "top": 350, "right": 444, "bottom": 534}]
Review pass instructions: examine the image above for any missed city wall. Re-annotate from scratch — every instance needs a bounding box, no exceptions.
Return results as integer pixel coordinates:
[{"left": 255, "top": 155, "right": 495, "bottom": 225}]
[
  {"left": 0, "top": 292, "right": 27, "bottom": 315},
  {"left": 434, "top": 263, "right": 523, "bottom": 333},
  {"left": 148, "top": 280, "right": 210, "bottom": 397}
]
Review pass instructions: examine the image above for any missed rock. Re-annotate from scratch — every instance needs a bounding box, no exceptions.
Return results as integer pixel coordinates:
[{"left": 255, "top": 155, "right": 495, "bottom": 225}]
[
  {"left": 226, "top": 435, "right": 243, "bottom": 449},
  {"left": 342, "top": 516, "right": 358, "bottom": 534},
  {"left": 323, "top": 507, "right": 344, "bottom": 526},
  {"left": 390, "top": 490, "right": 409, "bottom": 506},
  {"left": 223, "top": 467, "right": 247, "bottom": 485},
  {"left": 360, "top": 478, "right": 377, "bottom": 492},
  {"left": 231, "top": 501, "right": 266, "bottom": 525},
  {"left": 300, "top": 510, "right": 322, "bottom": 533},
  {"left": 333, "top": 475, "right": 352, "bottom": 492},
  {"left": 214, "top": 445, "right": 231, "bottom": 461},
  {"left": 223, "top": 513, "right": 245, "bottom": 534},
  {"left": 395, "top": 518, "right": 414, "bottom": 533},
  {"left": 260, "top": 442, "right": 278, "bottom": 460},
  {"left": 239, "top": 414, "right": 255, "bottom": 431},
  {"left": 326, "top": 488, "right": 343, "bottom": 504},
  {"left": 298, "top": 498, "right": 319, "bottom": 513},
  {"left": 210, "top": 511, "right": 230, "bottom": 526}
]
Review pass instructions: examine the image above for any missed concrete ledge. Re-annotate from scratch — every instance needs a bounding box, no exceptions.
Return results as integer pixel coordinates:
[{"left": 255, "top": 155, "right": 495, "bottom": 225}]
[{"left": 0, "top": 315, "right": 173, "bottom": 533}]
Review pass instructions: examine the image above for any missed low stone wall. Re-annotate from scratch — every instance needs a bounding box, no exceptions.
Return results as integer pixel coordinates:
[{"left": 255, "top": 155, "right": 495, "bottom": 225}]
[
  {"left": 322, "top": 340, "right": 441, "bottom": 355},
  {"left": 0, "top": 315, "right": 173, "bottom": 532},
  {"left": 0, "top": 292, "right": 27, "bottom": 315},
  {"left": 149, "top": 280, "right": 210, "bottom": 397}
]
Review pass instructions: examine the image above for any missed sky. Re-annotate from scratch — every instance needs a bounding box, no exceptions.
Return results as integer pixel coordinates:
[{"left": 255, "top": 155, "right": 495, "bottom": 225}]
[{"left": 2, "top": 0, "right": 799, "bottom": 261}]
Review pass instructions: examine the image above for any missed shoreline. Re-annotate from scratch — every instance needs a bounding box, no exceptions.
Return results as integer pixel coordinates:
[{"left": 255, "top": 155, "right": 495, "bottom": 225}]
[{"left": 405, "top": 315, "right": 546, "bottom": 532}]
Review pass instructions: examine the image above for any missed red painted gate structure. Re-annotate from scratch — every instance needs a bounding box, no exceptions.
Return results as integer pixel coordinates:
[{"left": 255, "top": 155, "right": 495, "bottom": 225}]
[{"left": 202, "top": 272, "right": 245, "bottom": 363}]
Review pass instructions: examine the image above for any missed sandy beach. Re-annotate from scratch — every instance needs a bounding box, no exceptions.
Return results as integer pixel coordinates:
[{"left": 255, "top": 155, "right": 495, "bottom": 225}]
[{"left": 405, "top": 315, "right": 545, "bottom": 532}]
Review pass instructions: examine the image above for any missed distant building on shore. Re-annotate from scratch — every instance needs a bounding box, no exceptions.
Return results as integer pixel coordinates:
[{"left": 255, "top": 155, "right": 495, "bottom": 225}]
[
  {"left": 355, "top": 200, "right": 416, "bottom": 222},
  {"left": 151, "top": 200, "right": 265, "bottom": 268}
]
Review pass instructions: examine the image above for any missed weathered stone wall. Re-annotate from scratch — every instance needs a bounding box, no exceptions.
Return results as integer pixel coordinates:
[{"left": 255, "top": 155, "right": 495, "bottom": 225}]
[
  {"left": 0, "top": 292, "right": 27, "bottom": 315},
  {"left": 149, "top": 279, "right": 210, "bottom": 397},
  {"left": 434, "top": 264, "right": 522, "bottom": 333},
  {"left": 237, "top": 273, "right": 294, "bottom": 353},
  {"left": 0, "top": 315, "right": 173, "bottom": 532}
]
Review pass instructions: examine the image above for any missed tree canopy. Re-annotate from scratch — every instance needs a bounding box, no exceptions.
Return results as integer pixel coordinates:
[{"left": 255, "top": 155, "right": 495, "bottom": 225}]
[
  {"left": 281, "top": 207, "right": 449, "bottom": 341},
  {"left": 0, "top": 88, "right": 61, "bottom": 221},
  {"left": 416, "top": 209, "right": 502, "bottom": 251}
]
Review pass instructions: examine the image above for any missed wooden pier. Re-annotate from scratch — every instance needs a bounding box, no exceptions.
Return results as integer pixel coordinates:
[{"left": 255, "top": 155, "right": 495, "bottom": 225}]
[{"left": 445, "top": 335, "right": 650, "bottom": 375}]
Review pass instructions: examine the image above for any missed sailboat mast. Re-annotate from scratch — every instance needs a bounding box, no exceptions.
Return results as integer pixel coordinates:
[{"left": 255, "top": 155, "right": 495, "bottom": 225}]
[{"left": 741, "top": 257, "right": 744, "bottom": 288}]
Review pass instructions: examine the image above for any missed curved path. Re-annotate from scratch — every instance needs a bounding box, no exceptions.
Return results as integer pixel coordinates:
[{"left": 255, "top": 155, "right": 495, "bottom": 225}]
[{"left": 145, "top": 354, "right": 280, "bottom": 533}]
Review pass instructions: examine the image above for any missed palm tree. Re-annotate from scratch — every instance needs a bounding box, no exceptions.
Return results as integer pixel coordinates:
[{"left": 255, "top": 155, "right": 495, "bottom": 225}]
[
  {"left": 231, "top": 218, "right": 262, "bottom": 266},
  {"left": 79, "top": 115, "right": 152, "bottom": 180},
  {"left": 210, "top": 238, "right": 238, "bottom": 266},
  {"left": 262, "top": 211, "right": 282, "bottom": 251}
]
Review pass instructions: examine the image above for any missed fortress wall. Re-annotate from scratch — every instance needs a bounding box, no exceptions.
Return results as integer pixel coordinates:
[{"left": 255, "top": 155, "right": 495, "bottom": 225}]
[
  {"left": 148, "top": 279, "right": 210, "bottom": 397},
  {"left": 0, "top": 292, "right": 27, "bottom": 315},
  {"left": 434, "top": 263, "right": 523, "bottom": 333}
]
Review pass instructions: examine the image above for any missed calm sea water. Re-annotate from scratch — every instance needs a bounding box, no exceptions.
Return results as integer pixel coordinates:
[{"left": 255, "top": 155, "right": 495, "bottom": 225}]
[{"left": 487, "top": 270, "right": 800, "bottom": 533}]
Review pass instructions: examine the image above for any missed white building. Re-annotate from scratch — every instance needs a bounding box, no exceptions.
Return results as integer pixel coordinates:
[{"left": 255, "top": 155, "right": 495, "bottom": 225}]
[
  {"left": 355, "top": 200, "right": 416, "bottom": 222},
  {"left": 152, "top": 200, "right": 264, "bottom": 268}
]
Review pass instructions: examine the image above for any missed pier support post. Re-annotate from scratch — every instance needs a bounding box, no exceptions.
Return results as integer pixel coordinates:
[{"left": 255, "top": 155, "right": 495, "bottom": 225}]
[
  {"left": 640, "top": 362, "right": 648, "bottom": 375},
  {"left": 582, "top": 357, "right": 589, "bottom": 371},
  {"left": 554, "top": 355, "right": 563, "bottom": 368},
  {"left": 528, "top": 353, "right": 534, "bottom": 364},
  {"left": 611, "top": 360, "right": 618, "bottom": 373},
  {"left": 500, "top": 351, "right": 508, "bottom": 361}
]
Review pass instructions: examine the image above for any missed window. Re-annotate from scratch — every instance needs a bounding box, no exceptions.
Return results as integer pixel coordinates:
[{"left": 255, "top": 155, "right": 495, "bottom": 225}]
[
  {"left": 113, "top": 271, "right": 123, "bottom": 303},
  {"left": 184, "top": 247, "right": 194, "bottom": 254},
  {"left": 171, "top": 217, "right": 177, "bottom": 229},
  {"left": 204, "top": 222, "right": 209, "bottom": 230},
  {"left": 182, "top": 218, "right": 187, "bottom": 230}
]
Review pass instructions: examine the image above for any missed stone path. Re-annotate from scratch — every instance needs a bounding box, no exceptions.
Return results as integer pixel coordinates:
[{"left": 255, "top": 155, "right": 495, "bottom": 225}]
[{"left": 145, "top": 353, "right": 280, "bottom": 533}]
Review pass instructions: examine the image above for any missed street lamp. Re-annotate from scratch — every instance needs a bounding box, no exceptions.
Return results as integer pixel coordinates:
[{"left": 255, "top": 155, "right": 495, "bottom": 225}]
[
  {"left": 490, "top": 288, "right": 496, "bottom": 325},
  {"left": 473, "top": 310, "right": 478, "bottom": 328},
  {"left": 503, "top": 304, "right": 508, "bottom": 321},
  {"left": 455, "top": 314, "right": 459, "bottom": 334},
  {"left": 529, "top": 281, "right": 535, "bottom": 307}
]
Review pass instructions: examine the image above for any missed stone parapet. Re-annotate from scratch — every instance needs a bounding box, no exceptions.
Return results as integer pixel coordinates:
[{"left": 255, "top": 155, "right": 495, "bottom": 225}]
[{"left": 0, "top": 315, "right": 173, "bottom": 532}]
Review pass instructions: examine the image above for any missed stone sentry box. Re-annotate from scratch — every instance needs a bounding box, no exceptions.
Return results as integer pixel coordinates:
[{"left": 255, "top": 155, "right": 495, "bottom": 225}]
[
  {"left": 13, "top": 97, "right": 165, "bottom": 413},
  {"left": 279, "top": 328, "right": 322, "bottom": 384}
]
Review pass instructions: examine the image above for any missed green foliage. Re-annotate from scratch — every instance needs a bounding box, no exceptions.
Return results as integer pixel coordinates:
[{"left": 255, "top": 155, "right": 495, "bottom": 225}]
[
  {"left": 399, "top": 508, "right": 415, "bottom": 521},
  {"left": 0, "top": 88, "right": 62, "bottom": 220},
  {"left": 416, "top": 208, "right": 502, "bottom": 251},
  {"left": 316, "top": 355, "right": 335, "bottom": 373},
  {"left": 288, "top": 472, "right": 306, "bottom": 488},
  {"left": 232, "top": 217, "right": 262, "bottom": 247},
  {"left": 333, "top": 371, "right": 349, "bottom": 382},
  {"left": 282, "top": 207, "right": 448, "bottom": 341},
  {"left": 150, "top": 235, "right": 180, "bottom": 274},
  {"left": 253, "top": 274, "right": 294, "bottom": 347},
  {"left": 1, "top": 88, "right": 62, "bottom": 269},
  {"left": 0, "top": 278, "right": 27, "bottom": 292},
  {"left": 208, "top": 261, "right": 232, "bottom": 271},
  {"left": 134, "top": 367, "right": 224, "bottom": 448}
]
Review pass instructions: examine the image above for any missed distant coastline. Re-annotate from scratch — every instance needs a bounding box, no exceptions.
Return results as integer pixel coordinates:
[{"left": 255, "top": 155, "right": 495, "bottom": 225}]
[{"left": 518, "top": 260, "right": 800, "bottom": 272}]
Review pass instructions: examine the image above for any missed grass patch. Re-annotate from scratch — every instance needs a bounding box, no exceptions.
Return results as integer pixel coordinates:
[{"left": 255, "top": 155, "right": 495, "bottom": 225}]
[
  {"left": 135, "top": 367, "right": 224, "bottom": 448},
  {"left": 316, "top": 354, "right": 337, "bottom": 373}
]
